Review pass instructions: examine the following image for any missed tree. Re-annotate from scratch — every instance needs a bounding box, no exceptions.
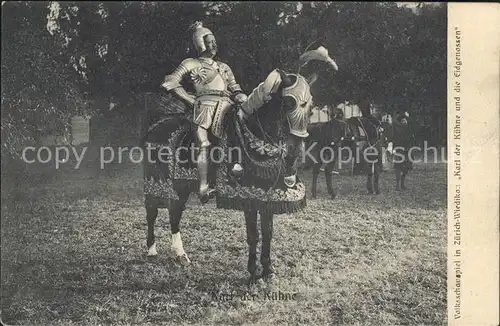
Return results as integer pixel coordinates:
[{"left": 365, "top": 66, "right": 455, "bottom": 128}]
[
  {"left": 1, "top": 1, "right": 88, "bottom": 158},
  {"left": 1, "top": 2, "right": 447, "bottom": 160}
]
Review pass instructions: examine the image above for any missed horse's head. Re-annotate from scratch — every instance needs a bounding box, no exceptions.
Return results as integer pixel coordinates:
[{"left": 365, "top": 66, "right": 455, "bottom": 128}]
[
  {"left": 275, "top": 69, "right": 314, "bottom": 139},
  {"left": 335, "top": 119, "right": 354, "bottom": 148},
  {"left": 239, "top": 45, "right": 338, "bottom": 187}
]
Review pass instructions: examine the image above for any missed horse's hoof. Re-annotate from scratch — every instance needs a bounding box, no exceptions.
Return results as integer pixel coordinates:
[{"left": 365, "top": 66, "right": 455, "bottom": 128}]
[
  {"left": 177, "top": 253, "right": 191, "bottom": 266},
  {"left": 263, "top": 272, "right": 275, "bottom": 283},
  {"left": 169, "top": 249, "right": 191, "bottom": 266},
  {"left": 198, "top": 188, "right": 216, "bottom": 204},
  {"left": 247, "top": 273, "right": 259, "bottom": 287},
  {"left": 147, "top": 243, "right": 158, "bottom": 257},
  {"left": 374, "top": 190, "right": 380, "bottom": 195},
  {"left": 262, "top": 272, "right": 277, "bottom": 290}
]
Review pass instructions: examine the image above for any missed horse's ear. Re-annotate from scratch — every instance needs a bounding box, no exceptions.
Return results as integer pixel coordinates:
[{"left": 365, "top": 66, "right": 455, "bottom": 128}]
[
  {"left": 305, "top": 72, "right": 318, "bottom": 86},
  {"left": 277, "top": 69, "right": 294, "bottom": 88}
]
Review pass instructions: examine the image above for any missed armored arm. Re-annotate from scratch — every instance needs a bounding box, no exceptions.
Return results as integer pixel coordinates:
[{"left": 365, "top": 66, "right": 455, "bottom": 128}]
[
  {"left": 220, "top": 63, "right": 244, "bottom": 95},
  {"left": 161, "top": 60, "right": 196, "bottom": 107}
]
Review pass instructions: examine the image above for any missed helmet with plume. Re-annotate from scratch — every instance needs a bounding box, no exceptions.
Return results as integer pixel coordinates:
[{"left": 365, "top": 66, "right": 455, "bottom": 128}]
[{"left": 190, "top": 21, "right": 214, "bottom": 54}]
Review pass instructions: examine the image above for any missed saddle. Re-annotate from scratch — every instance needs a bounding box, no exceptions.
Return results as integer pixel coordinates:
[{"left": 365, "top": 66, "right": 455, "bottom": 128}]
[{"left": 348, "top": 117, "right": 382, "bottom": 144}]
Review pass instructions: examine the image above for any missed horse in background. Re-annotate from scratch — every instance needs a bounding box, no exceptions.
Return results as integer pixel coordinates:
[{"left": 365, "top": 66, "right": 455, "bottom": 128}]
[
  {"left": 345, "top": 101, "right": 386, "bottom": 195},
  {"left": 305, "top": 117, "right": 354, "bottom": 199}
]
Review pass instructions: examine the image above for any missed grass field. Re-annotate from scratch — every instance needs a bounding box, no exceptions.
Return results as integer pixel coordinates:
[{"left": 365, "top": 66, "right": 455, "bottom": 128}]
[{"left": 1, "top": 161, "right": 447, "bottom": 325}]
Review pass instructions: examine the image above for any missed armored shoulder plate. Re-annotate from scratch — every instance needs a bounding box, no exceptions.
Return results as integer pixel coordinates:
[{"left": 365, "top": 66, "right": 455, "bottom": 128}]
[
  {"left": 216, "top": 61, "right": 229, "bottom": 72},
  {"left": 180, "top": 58, "right": 202, "bottom": 71},
  {"left": 162, "top": 58, "right": 202, "bottom": 91}
]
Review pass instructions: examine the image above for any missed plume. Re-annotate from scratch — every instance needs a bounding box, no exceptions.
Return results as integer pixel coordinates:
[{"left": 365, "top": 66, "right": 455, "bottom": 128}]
[{"left": 299, "top": 46, "right": 338, "bottom": 71}]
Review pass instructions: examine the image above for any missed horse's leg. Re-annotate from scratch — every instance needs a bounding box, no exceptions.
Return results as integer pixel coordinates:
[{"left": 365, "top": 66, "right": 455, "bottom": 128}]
[
  {"left": 260, "top": 211, "right": 275, "bottom": 283},
  {"left": 146, "top": 198, "right": 159, "bottom": 257},
  {"left": 395, "top": 166, "right": 402, "bottom": 191},
  {"left": 311, "top": 162, "right": 321, "bottom": 199},
  {"left": 401, "top": 172, "right": 407, "bottom": 190},
  {"left": 169, "top": 188, "right": 191, "bottom": 265},
  {"left": 401, "top": 166, "right": 408, "bottom": 190},
  {"left": 401, "top": 152, "right": 410, "bottom": 190},
  {"left": 374, "top": 163, "right": 381, "bottom": 195},
  {"left": 245, "top": 209, "right": 259, "bottom": 286},
  {"left": 366, "top": 163, "right": 374, "bottom": 195},
  {"left": 324, "top": 161, "right": 337, "bottom": 199}
]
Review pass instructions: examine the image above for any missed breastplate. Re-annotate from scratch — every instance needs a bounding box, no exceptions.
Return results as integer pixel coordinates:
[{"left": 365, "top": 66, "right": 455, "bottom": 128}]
[{"left": 190, "top": 60, "right": 227, "bottom": 94}]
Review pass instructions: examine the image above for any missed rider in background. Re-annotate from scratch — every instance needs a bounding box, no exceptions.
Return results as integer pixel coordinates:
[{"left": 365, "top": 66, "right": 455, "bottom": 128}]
[
  {"left": 333, "top": 108, "right": 344, "bottom": 121},
  {"left": 392, "top": 111, "right": 414, "bottom": 190}
]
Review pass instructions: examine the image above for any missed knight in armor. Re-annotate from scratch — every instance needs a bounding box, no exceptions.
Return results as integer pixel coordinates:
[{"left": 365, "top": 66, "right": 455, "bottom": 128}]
[{"left": 161, "top": 22, "right": 247, "bottom": 203}]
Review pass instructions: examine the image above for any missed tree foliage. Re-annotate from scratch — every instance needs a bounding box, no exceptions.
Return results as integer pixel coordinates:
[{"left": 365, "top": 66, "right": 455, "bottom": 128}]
[{"left": 1, "top": 1, "right": 447, "bottom": 158}]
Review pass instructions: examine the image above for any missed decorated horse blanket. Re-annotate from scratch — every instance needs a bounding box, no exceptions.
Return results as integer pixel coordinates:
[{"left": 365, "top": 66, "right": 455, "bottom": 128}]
[{"left": 142, "top": 93, "right": 306, "bottom": 214}]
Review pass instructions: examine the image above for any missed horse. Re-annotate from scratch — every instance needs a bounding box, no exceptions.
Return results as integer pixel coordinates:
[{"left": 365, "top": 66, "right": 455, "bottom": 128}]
[
  {"left": 345, "top": 115, "right": 386, "bottom": 194},
  {"left": 141, "top": 69, "right": 316, "bottom": 286},
  {"left": 305, "top": 118, "right": 354, "bottom": 199}
]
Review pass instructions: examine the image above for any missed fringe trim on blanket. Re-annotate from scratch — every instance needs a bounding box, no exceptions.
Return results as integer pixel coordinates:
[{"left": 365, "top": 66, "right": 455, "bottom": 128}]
[{"left": 216, "top": 196, "right": 307, "bottom": 215}]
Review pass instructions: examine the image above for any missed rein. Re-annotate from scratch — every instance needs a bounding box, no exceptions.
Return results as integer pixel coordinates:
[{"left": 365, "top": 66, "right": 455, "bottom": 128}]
[{"left": 146, "top": 113, "right": 186, "bottom": 133}]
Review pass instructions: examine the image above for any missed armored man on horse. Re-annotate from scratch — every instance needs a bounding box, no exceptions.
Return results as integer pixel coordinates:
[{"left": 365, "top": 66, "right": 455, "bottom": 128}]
[
  {"left": 144, "top": 22, "right": 339, "bottom": 284},
  {"left": 161, "top": 22, "right": 248, "bottom": 203}
]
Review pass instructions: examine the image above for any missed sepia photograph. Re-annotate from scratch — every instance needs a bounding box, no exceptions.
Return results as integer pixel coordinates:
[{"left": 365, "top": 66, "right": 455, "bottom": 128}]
[{"left": 0, "top": 2, "right": 463, "bottom": 325}]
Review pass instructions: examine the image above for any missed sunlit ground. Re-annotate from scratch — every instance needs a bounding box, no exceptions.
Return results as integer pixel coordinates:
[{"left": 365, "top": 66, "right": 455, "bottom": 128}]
[{"left": 1, "top": 161, "right": 446, "bottom": 325}]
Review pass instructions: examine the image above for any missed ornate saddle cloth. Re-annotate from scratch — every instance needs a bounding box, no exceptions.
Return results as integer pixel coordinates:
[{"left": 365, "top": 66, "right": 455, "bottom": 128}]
[
  {"left": 214, "top": 113, "right": 306, "bottom": 214},
  {"left": 142, "top": 93, "right": 306, "bottom": 214}
]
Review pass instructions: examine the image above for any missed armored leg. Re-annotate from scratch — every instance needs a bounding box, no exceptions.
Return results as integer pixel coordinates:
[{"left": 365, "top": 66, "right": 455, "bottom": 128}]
[{"left": 196, "top": 127, "right": 216, "bottom": 204}]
